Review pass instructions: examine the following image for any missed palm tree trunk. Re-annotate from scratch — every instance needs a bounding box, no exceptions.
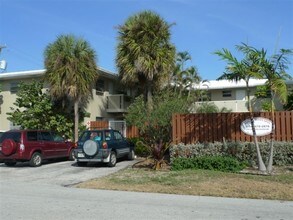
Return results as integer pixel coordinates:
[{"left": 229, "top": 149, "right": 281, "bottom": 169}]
[
  {"left": 74, "top": 99, "right": 79, "bottom": 142},
  {"left": 247, "top": 81, "right": 266, "bottom": 172},
  {"left": 147, "top": 81, "right": 153, "bottom": 111},
  {"left": 267, "top": 92, "right": 276, "bottom": 173}
]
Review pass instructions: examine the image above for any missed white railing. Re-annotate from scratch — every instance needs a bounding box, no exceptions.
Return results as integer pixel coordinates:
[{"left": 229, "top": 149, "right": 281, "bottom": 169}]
[{"left": 193, "top": 100, "right": 249, "bottom": 112}]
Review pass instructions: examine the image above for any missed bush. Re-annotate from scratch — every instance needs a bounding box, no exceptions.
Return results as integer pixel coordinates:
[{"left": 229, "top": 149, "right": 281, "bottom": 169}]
[
  {"left": 171, "top": 156, "right": 247, "bottom": 172},
  {"left": 127, "top": 137, "right": 150, "bottom": 157},
  {"left": 170, "top": 141, "right": 293, "bottom": 166}
]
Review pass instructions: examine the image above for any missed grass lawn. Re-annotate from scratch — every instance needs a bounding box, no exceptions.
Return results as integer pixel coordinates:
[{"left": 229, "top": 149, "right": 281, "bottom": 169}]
[{"left": 76, "top": 160, "right": 293, "bottom": 201}]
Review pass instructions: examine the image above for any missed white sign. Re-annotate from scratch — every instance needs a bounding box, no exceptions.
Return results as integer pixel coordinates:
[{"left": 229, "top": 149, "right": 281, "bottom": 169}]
[{"left": 240, "top": 117, "right": 273, "bottom": 136}]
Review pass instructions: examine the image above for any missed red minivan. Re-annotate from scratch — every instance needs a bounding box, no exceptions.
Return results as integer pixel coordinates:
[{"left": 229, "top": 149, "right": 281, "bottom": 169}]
[{"left": 0, "top": 130, "right": 75, "bottom": 167}]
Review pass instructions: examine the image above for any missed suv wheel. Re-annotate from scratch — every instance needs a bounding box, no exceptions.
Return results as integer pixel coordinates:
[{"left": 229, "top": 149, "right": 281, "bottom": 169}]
[
  {"left": 108, "top": 151, "right": 117, "bottom": 167},
  {"left": 5, "top": 161, "right": 17, "bottom": 167},
  {"left": 127, "top": 149, "right": 135, "bottom": 160},
  {"left": 29, "top": 152, "right": 42, "bottom": 167}
]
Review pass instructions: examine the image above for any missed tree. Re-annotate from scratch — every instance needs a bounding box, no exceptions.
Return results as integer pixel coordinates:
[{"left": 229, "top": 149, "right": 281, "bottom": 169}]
[
  {"left": 215, "top": 43, "right": 266, "bottom": 172},
  {"left": 116, "top": 10, "right": 176, "bottom": 110},
  {"left": 172, "top": 52, "right": 201, "bottom": 98},
  {"left": 284, "top": 91, "right": 293, "bottom": 110},
  {"left": 44, "top": 34, "right": 98, "bottom": 141},
  {"left": 215, "top": 44, "right": 293, "bottom": 173},
  {"left": 126, "top": 90, "right": 189, "bottom": 170},
  {"left": 259, "top": 48, "right": 293, "bottom": 173},
  {"left": 7, "top": 81, "right": 73, "bottom": 137}
]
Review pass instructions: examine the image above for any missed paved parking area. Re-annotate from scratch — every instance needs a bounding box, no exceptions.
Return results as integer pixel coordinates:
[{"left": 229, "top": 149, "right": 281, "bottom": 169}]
[{"left": 0, "top": 159, "right": 138, "bottom": 186}]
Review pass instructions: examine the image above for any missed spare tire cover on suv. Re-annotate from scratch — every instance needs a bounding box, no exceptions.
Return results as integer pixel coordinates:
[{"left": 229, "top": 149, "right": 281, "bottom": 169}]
[
  {"left": 2, "top": 139, "right": 17, "bottom": 156},
  {"left": 83, "top": 140, "right": 98, "bottom": 156}
]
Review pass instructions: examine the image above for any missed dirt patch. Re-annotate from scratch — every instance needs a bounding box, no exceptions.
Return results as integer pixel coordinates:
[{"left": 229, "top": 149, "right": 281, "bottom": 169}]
[{"left": 132, "top": 158, "right": 171, "bottom": 170}]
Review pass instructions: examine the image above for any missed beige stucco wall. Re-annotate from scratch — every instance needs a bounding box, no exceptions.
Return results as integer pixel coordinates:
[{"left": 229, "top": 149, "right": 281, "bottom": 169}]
[
  {"left": 0, "top": 78, "right": 44, "bottom": 130},
  {"left": 0, "top": 75, "right": 120, "bottom": 131},
  {"left": 202, "top": 87, "right": 284, "bottom": 112}
]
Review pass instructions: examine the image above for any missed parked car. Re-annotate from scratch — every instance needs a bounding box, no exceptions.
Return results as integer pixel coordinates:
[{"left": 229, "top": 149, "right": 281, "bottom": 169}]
[
  {"left": 74, "top": 129, "right": 135, "bottom": 167},
  {"left": 0, "top": 130, "right": 76, "bottom": 167},
  {"left": 0, "top": 130, "right": 6, "bottom": 139}
]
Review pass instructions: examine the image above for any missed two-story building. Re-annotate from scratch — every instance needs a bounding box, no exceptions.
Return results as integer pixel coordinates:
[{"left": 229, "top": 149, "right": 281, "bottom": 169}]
[
  {"left": 193, "top": 79, "right": 293, "bottom": 112},
  {"left": 1, "top": 69, "right": 292, "bottom": 132},
  {"left": 0, "top": 68, "right": 132, "bottom": 133}
]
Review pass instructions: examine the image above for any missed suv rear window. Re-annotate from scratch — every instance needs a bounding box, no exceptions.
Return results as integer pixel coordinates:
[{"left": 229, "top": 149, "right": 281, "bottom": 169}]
[
  {"left": 0, "top": 132, "right": 21, "bottom": 143},
  {"left": 79, "top": 131, "right": 103, "bottom": 142}
]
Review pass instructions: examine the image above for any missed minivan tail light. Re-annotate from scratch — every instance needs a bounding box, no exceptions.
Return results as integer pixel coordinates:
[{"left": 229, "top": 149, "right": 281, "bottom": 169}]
[{"left": 102, "top": 142, "right": 108, "bottom": 149}]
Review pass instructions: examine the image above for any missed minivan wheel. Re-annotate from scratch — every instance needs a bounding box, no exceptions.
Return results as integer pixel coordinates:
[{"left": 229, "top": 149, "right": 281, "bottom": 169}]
[
  {"left": 29, "top": 152, "right": 42, "bottom": 167},
  {"left": 69, "top": 149, "right": 75, "bottom": 161},
  {"left": 108, "top": 151, "right": 117, "bottom": 167},
  {"left": 5, "top": 161, "right": 17, "bottom": 167}
]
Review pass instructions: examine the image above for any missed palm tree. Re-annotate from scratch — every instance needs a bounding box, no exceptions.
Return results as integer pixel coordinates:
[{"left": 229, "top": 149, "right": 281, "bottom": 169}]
[
  {"left": 116, "top": 10, "right": 176, "bottom": 110},
  {"left": 259, "top": 49, "right": 292, "bottom": 173},
  {"left": 174, "top": 51, "right": 191, "bottom": 94},
  {"left": 185, "top": 66, "right": 201, "bottom": 97},
  {"left": 171, "top": 52, "right": 201, "bottom": 98},
  {"left": 44, "top": 34, "right": 98, "bottom": 141},
  {"left": 215, "top": 43, "right": 266, "bottom": 172}
]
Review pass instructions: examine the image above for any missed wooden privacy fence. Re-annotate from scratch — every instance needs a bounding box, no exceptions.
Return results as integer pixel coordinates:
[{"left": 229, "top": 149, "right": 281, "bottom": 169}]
[
  {"left": 88, "top": 121, "right": 139, "bottom": 138},
  {"left": 172, "top": 111, "right": 293, "bottom": 144}
]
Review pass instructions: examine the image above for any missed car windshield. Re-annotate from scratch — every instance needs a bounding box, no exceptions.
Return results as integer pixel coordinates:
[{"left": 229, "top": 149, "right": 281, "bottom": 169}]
[{"left": 0, "top": 132, "right": 21, "bottom": 143}]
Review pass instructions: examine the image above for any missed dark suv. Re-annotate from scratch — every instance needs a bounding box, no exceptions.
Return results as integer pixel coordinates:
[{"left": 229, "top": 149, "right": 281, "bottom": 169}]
[
  {"left": 0, "top": 130, "right": 75, "bottom": 167},
  {"left": 74, "top": 129, "right": 135, "bottom": 167}
]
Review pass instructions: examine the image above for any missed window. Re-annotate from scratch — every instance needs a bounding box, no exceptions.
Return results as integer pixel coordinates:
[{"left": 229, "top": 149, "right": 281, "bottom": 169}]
[
  {"left": 113, "top": 131, "right": 123, "bottom": 140},
  {"left": 52, "top": 133, "right": 64, "bottom": 142},
  {"left": 40, "top": 132, "right": 53, "bottom": 141},
  {"left": 0, "top": 132, "right": 21, "bottom": 143},
  {"left": 222, "top": 90, "right": 232, "bottom": 97},
  {"left": 96, "top": 79, "right": 105, "bottom": 94},
  {"left": 105, "top": 131, "right": 112, "bottom": 140},
  {"left": 96, "top": 117, "right": 103, "bottom": 121},
  {"left": 10, "top": 82, "right": 19, "bottom": 94},
  {"left": 27, "top": 132, "right": 38, "bottom": 141}
]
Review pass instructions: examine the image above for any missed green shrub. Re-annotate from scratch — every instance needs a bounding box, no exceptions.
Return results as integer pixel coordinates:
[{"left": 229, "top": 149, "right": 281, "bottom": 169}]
[
  {"left": 171, "top": 156, "right": 247, "bottom": 172},
  {"left": 170, "top": 141, "right": 293, "bottom": 166},
  {"left": 127, "top": 137, "right": 150, "bottom": 157}
]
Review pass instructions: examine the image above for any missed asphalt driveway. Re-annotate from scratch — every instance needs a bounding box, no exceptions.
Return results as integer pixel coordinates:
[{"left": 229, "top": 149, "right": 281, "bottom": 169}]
[{"left": 0, "top": 159, "right": 138, "bottom": 186}]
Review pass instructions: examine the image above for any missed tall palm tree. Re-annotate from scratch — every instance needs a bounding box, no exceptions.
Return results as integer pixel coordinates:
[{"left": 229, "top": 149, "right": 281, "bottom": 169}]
[
  {"left": 116, "top": 10, "right": 176, "bottom": 110},
  {"left": 171, "top": 51, "right": 201, "bottom": 97},
  {"left": 44, "top": 34, "right": 98, "bottom": 141},
  {"left": 185, "top": 66, "right": 201, "bottom": 97},
  {"left": 215, "top": 43, "right": 266, "bottom": 172},
  {"left": 259, "top": 49, "right": 292, "bottom": 173},
  {"left": 175, "top": 51, "right": 191, "bottom": 94}
]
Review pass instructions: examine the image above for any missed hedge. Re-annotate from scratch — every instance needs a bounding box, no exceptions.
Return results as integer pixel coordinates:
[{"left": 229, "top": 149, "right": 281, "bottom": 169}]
[{"left": 170, "top": 141, "right": 293, "bottom": 166}]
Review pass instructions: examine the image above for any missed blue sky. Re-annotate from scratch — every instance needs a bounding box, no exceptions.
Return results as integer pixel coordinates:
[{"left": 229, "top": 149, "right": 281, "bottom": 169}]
[{"left": 0, "top": 0, "right": 292, "bottom": 80}]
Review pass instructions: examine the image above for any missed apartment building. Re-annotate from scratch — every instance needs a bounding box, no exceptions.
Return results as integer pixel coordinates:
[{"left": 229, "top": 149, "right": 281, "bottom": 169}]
[{"left": 0, "top": 68, "right": 131, "bottom": 131}]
